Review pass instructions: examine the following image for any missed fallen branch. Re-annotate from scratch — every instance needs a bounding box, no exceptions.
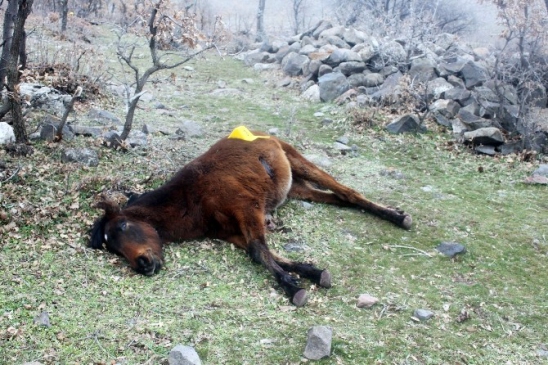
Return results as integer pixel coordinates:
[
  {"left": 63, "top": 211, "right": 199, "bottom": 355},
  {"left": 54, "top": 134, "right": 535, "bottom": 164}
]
[
  {"left": 388, "top": 245, "right": 433, "bottom": 258},
  {"left": 1, "top": 164, "right": 21, "bottom": 183},
  {"left": 55, "top": 86, "right": 82, "bottom": 142}
]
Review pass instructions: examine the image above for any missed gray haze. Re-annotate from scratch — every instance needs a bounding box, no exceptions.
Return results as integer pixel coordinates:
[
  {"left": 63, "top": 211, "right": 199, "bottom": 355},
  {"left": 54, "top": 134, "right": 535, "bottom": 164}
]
[{"left": 202, "top": 0, "right": 500, "bottom": 45}]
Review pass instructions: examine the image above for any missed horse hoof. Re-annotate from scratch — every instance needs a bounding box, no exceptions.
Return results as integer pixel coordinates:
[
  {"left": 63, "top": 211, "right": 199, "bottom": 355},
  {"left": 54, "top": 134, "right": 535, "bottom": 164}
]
[
  {"left": 319, "top": 270, "right": 332, "bottom": 288},
  {"left": 402, "top": 215, "right": 412, "bottom": 230},
  {"left": 292, "top": 289, "right": 308, "bottom": 307}
]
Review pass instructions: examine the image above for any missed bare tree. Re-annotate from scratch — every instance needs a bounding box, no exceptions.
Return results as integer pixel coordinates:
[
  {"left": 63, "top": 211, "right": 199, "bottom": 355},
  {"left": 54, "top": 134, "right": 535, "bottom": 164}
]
[
  {"left": 255, "top": 0, "right": 266, "bottom": 42},
  {"left": 0, "top": 0, "right": 18, "bottom": 93},
  {"left": 290, "top": 0, "right": 307, "bottom": 35},
  {"left": 116, "top": 0, "right": 221, "bottom": 141},
  {"left": 60, "top": 0, "right": 68, "bottom": 32},
  {"left": 6, "top": 0, "right": 34, "bottom": 144}
]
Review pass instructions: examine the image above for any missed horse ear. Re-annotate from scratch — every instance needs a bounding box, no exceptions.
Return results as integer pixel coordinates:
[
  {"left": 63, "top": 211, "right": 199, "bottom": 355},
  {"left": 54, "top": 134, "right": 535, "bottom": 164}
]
[
  {"left": 89, "top": 216, "right": 107, "bottom": 249},
  {"left": 89, "top": 200, "right": 120, "bottom": 249},
  {"left": 95, "top": 200, "right": 120, "bottom": 219}
]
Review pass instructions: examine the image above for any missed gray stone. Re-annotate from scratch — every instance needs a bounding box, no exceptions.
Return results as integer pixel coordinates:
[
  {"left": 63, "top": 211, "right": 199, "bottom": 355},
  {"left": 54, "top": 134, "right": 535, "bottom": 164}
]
[
  {"left": 303, "top": 154, "right": 332, "bottom": 168},
  {"left": 33, "top": 311, "right": 51, "bottom": 327},
  {"left": 61, "top": 148, "right": 99, "bottom": 167},
  {"left": 302, "top": 84, "right": 321, "bottom": 102},
  {"left": 475, "top": 145, "right": 497, "bottom": 155},
  {"left": 497, "top": 140, "right": 523, "bottom": 155},
  {"left": 281, "top": 52, "right": 309, "bottom": 76},
  {"left": 408, "top": 58, "right": 438, "bottom": 83},
  {"left": 70, "top": 125, "right": 103, "bottom": 137},
  {"left": 430, "top": 99, "right": 460, "bottom": 119},
  {"left": 318, "top": 72, "right": 350, "bottom": 102},
  {"left": 336, "top": 136, "right": 349, "bottom": 145},
  {"left": 338, "top": 61, "right": 366, "bottom": 76},
  {"left": 436, "top": 242, "right": 467, "bottom": 258},
  {"left": 253, "top": 63, "right": 279, "bottom": 72},
  {"left": 243, "top": 50, "right": 271, "bottom": 66},
  {"left": 88, "top": 109, "right": 122, "bottom": 125},
  {"left": 0, "top": 122, "right": 15, "bottom": 144},
  {"left": 318, "top": 25, "right": 345, "bottom": 40},
  {"left": 364, "top": 73, "right": 384, "bottom": 87},
  {"left": 370, "top": 72, "right": 403, "bottom": 104},
  {"left": 126, "top": 130, "right": 148, "bottom": 148},
  {"left": 325, "top": 35, "right": 350, "bottom": 49},
  {"left": 177, "top": 120, "right": 204, "bottom": 138},
  {"left": 324, "top": 49, "right": 361, "bottom": 67},
  {"left": 533, "top": 164, "right": 548, "bottom": 177},
  {"left": 439, "top": 57, "right": 469, "bottom": 75},
  {"left": 342, "top": 28, "right": 367, "bottom": 46},
  {"left": 303, "top": 326, "right": 332, "bottom": 360},
  {"left": 460, "top": 61, "right": 488, "bottom": 89},
  {"left": 168, "top": 344, "right": 201, "bottom": 365},
  {"left": 40, "top": 121, "right": 75, "bottom": 142},
  {"left": 413, "top": 309, "right": 434, "bottom": 321},
  {"left": 463, "top": 127, "right": 504, "bottom": 146},
  {"left": 357, "top": 294, "right": 379, "bottom": 308},
  {"left": 442, "top": 87, "right": 471, "bottom": 105},
  {"left": 426, "top": 77, "right": 453, "bottom": 100},
  {"left": 333, "top": 142, "right": 352, "bottom": 151},
  {"left": 318, "top": 64, "right": 333, "bottom": 77},
  {"left": 379, "top": 41, "right": 407, "bottom": 64},
  {"left": 432, "top": 112, "right": 454, "bottom": 128},
  {"left": 386, "top": 114, "right": 425, "bottom": 134}
]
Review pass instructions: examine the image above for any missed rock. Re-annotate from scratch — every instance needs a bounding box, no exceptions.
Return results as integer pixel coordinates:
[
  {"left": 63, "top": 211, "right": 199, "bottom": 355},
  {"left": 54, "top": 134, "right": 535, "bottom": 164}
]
[
  {"left": 0, "top": 122, "right": 15, "bottom": 144},
  {"left": 333, "top": 141, "right": 352, "bottom": 151},
  {"left": 357, "top": 294, "right": 379, "bottom": 308},
  {"left": 336, "top": 136, "right": 349, "bottom": 145},
  {"left": 22, "top": 362, "right": 44, "bottom": 365},
  {"left": 338, "top": 61, "right": 366, "bottom": 76},
  {"left": 88, "top": 108, "right": 122, "bottom": 125},
  {"left": 168, "top": 344, "right": 201, "bottom": 365},
  {"left": 497, "top": 140, "right": 522, "bottom": 155},
  {"left": 442, "top": 87, "right": 472, "bottom": 105},
  {"left": 408, "top": 58, "right": 438, "bottom": 83},
  {"left": 475, "top": 145, "right": 497, "bottom": 155},
  {"left": 324, "top": 49, "right": 361, "bottom": 67},
  {"left": 460, "top": 61, "right": 488, "bottom": 89},
  {"left": 430, "top": 99, "right": 460, "bottom": 119},
  {"left": 342, "top": 28, "right": 367, "bottom": 47},
  {"left": 524, "top": 175, "right": 548, "bottom": 185},
  {"left": 370, "top": 72, "right": 403, "bottom": 104},
  {"left": 436, "top": 242, "right": 467, "bottom": 258},
  {"left": 304, "top": 154, "right": 332, "bottom": 168},
  {"left": 61, "top": 148, "right": 99, "bottom": 167},
  {"left": 532, "top": 164, "right": 548, "bottom": 177},
  {"left": 301, "top": 84, "right": 320, "bottom": 102},
  {"left": 176, "top": 120, "right": 204, "bottom": 138},
  {"left": 243, "top": 50, "right": 271, "bottom": 66},
  {"left": 537, "top": 349, "right": 548, "bottom": 358},
  {"left": 281, "top": 52, "right": 309, "bottom": 76},
  {"left": 463, "top": 127, "right": 504, "bottom": 146},
  {"left": 126, "top": 130, "right": 148, "bottom": 148},
  {"left": 303, "top": 326, "right": 332, "bottom": 360},
  {"left": 413, "top": 309, "right": 434, "bottom": 321},
  {"left": 268, "top": 128, "right": 279, "bottom": 136},
  {"left": 318, "top": 72, "right": 350, "bottom": 102},
  {"left": 102, "top": 131, "right": 123, "bottom": 149},
  {"left": 426, "top": 77, "right": 453, "bottom": 101},
  {"left": 70, "top": 125, "right": 103, "bottom": 137},
  {"left": 386, "top": 114, "right": 425, "bottom": 134},
  {"left": 379, "top": 41, "right": 407, "bottom": 65},
  {"left": 39, "top": 121, "right": 75, "bottom": 142},
  {"left": 34, "top": 311, "right": 51, "bottom": 327},
  {"left": 363, "top": 73, "right": 384, "bottom": 87}
]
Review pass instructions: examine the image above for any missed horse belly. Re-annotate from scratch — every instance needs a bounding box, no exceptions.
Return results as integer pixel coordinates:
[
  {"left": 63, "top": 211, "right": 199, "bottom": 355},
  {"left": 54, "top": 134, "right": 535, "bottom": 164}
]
[{"left": 262, "top": 153, "right": 292, "bottom": 211}]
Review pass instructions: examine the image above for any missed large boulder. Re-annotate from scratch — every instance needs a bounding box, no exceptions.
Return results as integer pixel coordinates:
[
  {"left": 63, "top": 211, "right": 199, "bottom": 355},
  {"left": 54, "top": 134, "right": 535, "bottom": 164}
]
[
  {"left": 281, "top": 52, "right": 309, "bottom": 76},
  {"left": 318, "top": 72, "right": 350, "bottom": 102},
  {"left": 338, "top": 61, "right": 366, "bottom": 76},
  {"left": 463, "top": 127, "right": 504, "bottom": 146},
  {"left": 460, "top": 60, "right": 488, "bottom": 89},
  {"left": 324, "top": 49, "right": 361, "bottom": 67},
  {"left": 386, "top": 114, "right": 425, "bottom": 134},
  {"left": 408, "top": 58, "right": 438, "bottom": 83}
]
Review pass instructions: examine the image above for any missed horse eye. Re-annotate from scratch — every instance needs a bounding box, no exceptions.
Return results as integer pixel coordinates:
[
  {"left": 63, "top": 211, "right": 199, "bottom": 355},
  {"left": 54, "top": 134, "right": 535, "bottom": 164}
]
[
  {"left": 104, "top": 233, "right": 108, "bottom": 242},
  {"left": 118, "top": 221, "right": 127, "bottom": 231}
]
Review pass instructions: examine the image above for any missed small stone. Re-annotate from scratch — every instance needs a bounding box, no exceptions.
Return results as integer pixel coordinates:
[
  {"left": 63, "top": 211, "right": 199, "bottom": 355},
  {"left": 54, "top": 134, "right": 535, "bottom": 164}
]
[
  {"left": 333, "top": 142, "right": 352, "bottom": 151},
  {"left": 436, "top": 242, "right": 467, "bottom": 258},
  {"left": 268, "top": 128, "right": 279, "bottom": 136},
  {"left": 61, "top": 148, "right": 99, "bottom": 167},
  {"left": 303, "top": 325, "right": 332, "bottom": 360},
  {"left": 413, "top": 309, "right": 434, "bottom": 321},
  {"left": 357, "top": 294, "right": 379, "bottom": 308},
  {"left": 168, "top": 344, "right": 201, "bottom": 365},
  {"left": 34, "top": 311, "right": 51, "bottom": 327},
  {"left": 532, "top": 164, "right": 548, "bottom": 177},
  {"left": 301, "top": 202, "right": 313, "bottom": 210},
  {"left": 336, "top": 136, "right": 349, "bottom": 145},
  {"left": 538, "top": 349, "right": 548, "bottom": 358}
]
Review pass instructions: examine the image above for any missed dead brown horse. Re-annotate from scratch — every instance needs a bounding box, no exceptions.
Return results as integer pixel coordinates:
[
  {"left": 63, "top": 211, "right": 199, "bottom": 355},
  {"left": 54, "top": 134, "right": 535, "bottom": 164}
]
[{"left": 90, "top": 128, "right": 412, "bottom": 306}]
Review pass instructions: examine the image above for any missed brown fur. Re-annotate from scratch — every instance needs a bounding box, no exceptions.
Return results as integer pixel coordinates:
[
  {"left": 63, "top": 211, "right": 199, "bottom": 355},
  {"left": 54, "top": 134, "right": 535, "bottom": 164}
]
[{"left": 90, "top": 132, "right": 411, "bottom": 306}]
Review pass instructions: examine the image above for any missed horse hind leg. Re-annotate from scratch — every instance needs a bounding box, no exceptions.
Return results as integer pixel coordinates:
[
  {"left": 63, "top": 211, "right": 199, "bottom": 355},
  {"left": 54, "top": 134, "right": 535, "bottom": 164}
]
[{"left": 281, "top": 141, "right": 412, "bottom": 229}]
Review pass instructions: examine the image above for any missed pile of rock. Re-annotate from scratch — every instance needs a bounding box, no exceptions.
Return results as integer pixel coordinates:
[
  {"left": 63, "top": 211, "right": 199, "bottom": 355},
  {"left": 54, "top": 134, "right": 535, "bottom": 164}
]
[{"left": 239, "top": 20, "right": 548, "bottom": 155}]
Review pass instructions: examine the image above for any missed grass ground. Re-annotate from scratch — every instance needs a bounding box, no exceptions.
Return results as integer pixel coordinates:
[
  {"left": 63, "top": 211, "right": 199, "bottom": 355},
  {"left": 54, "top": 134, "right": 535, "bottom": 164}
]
[{"left": 1, "top": 24, "right": 547, "bottom": 364}]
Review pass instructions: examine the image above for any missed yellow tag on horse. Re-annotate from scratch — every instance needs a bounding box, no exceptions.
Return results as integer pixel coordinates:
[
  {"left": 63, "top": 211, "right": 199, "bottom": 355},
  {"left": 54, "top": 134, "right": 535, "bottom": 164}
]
[{"left": 228, "top": 126, "right": 270, "bottom": 142}]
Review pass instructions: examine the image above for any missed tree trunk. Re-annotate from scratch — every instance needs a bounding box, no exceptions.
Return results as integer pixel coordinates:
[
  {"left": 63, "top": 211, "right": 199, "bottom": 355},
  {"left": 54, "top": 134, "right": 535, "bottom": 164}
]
[
  {"left": 0, "top": 0, "right": 18, "bottom": 93},
  {"left": 256, "top": 0, "right": 266, "bottom": 42},
  {"left": 8, "top": 0, "right": 34, "bottom": 144},
  {"left": 60, "top": 0, "right": 69, "bottom": 32},
  {"left": 545, "top": 0, "right": 548, "bottom": 13}
]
